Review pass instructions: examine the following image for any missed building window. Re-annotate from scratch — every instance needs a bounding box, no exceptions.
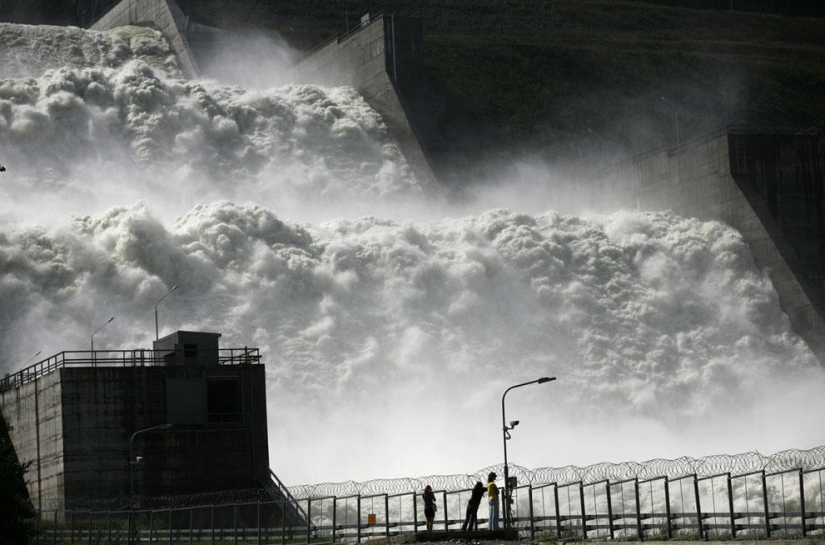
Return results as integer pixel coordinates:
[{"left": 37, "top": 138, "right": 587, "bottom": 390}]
[
  {"left": 184, "top": 344, "right": 198, "bottom": 358},
  {"left": 207, "top": 379, "right": 243, "bottom": 424}
]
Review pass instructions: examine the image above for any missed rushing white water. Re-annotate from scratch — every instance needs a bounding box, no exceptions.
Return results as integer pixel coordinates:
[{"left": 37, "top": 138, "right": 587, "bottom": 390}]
[{"left": 1, "top": 23, "right": 823, "bottom": 486}]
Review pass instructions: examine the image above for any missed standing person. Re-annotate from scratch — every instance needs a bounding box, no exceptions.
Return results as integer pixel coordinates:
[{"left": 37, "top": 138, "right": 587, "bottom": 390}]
[
  {"left": 461, "top": 481, "right": 485, "bottom": 531},
  {"left": 487, "top": 472, "right": 500, "bottom": 531},
  {"left": 422, "top": 485, "right": 437, "bottom": 533}
]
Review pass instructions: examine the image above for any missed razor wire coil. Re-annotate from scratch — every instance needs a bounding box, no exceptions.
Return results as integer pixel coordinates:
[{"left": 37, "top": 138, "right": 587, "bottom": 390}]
[{"left": 290, "top": 445, "right": 825, "bottom": 499}]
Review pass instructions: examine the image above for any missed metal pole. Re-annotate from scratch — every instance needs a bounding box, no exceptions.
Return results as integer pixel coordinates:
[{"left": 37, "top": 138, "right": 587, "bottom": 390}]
[
  {"left": 727, "top": 473, "right": 735, "bottom": 539},
  {"left": 693, "top": 475, "right": 703, "bottom": 539},
  {"left": 664, "top": 478, "right": 672, "bottom": 539},
  {"left": 501, "top": 376, "right": 556, "bottom": 528},
  {"left": 579, "top": 482, "right": 587, "bottom": 540},
  {"left": 606, "top": 481, "right": 614, "bottom": 540},
  {"left": 799, "top": 469, "right": 806, "bottom": 536},
  {"left": 91, "top": 316, "right": 114, "bottom": 364},
  {"left": 154, "top": 285, "right": 179, "bottom": 340},
  {"left": 129, "top": 424, "right": 173, "bottom": 507}
]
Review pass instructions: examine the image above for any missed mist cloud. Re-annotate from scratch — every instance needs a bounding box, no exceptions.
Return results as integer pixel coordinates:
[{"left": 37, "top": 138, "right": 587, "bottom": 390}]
[{"left": 1, "top": 23, "right": 823, "bottom": 485}]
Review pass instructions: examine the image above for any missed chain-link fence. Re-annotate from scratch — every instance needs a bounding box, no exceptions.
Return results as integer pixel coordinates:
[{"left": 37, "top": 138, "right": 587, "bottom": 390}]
[{"left": 35, "top": 446, "right": 825, "bottom": 544}]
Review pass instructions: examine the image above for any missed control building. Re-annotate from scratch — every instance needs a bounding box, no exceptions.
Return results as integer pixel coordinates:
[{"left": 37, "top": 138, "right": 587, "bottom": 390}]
[{"left": 0, "top": 331, "right": 290, "bottom": 511}]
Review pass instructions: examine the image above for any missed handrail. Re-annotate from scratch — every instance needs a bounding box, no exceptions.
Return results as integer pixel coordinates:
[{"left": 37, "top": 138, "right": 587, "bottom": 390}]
[
  {"left": 0, "top": 347, "right": 262, "bottom": 392},
  {"left": 291, "top": 11, "right": 386, "bottom": 66}
]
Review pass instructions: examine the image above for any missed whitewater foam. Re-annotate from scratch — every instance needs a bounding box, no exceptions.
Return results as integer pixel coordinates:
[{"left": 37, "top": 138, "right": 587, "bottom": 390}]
[{"left": 0, "top": 23, "right": 823, "bottom": 484}]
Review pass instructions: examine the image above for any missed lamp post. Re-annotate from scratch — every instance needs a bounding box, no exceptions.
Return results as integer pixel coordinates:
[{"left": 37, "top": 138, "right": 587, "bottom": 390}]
[
  {"left": 154, "top": 285, "right": 178, "bottom": 340},
  {"left": 91, "top": 316, "right": 115, "bottom": 364},
  {"left": 23, "top": 350, "right": 42, "bottom": 366},
  {"left": 129, "top": 423, "right": 173, "bottom": 504},
  {"left": 501, "top": 376, "right": 556, "bottom": 529}
]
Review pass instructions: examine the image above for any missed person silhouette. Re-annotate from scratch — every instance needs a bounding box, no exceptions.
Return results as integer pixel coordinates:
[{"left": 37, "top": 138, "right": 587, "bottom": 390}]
[
  {"left": 422, "top": 485, "right": 437, "bottom": 533},
  {"left": 461, "top": 481, "right": 485, "bottom": 531},
  {"left": 487, "top": 472, "right": 500, "bottom": 530}
]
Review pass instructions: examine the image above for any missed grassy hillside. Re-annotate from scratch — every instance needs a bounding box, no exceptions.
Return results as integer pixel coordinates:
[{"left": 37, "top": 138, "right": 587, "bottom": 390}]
[{"left": 3, "top": 0, "right": 825, "bottom": 181}]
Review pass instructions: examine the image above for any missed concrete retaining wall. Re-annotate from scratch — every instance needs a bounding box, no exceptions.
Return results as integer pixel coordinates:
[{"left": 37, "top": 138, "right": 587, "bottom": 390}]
[
  {"left": 289, "top": 14, "right": 437, "bottom": 190},
  {"left": 0, "top": 371, "right": 64, "bottom": 510},
  {"left": 593, "top": 128, "right": 825, "bottom": 361},
  {"left": 90, "top": 0, "right": 199, "bottom": 78}
]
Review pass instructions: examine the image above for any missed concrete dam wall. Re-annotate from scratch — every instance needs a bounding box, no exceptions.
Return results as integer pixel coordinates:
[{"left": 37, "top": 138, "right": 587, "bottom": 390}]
[
  {"left": 89, "top": 2, "right": 825, "bottom": 362},
  {"left": 91, "top": 2, "right": 436, "bottom": 190},
  {"left": 90, "top": 0, "right": 200, "bottom": 78},
  {"left": 287, "top": 13, "right": 437, "bottom": 190},
  {"left": 593, "top": 127, "right": 825, "bottom": 362}
]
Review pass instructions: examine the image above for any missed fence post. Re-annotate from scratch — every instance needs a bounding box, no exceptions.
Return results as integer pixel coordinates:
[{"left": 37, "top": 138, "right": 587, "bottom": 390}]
[
  {"left": 150, "top": 510, "right": 155, "bottom": 545},
  {"left": 54, "top": 509, "right": 58, "bottom": 545},
  {"left": 307, "top": 498, "right": 312, "bottom": 545},
  {"left": 726, "top": 473, "right": 735, "bottom": 538},
  {"left": 579, "top": 482, "right": 587, "bottom": 540},
  {"left": 413, "top": 491, "right": 418, "bottom": 533},
  {"left": 693, "top": 475, "right": 703, "bottom": 539},
  {"left": 254, "top": 500, "right": 261, "bottom": 545},
  {"left": 357, "top": 494, "right": 362, "bottom": 543},
  {"left": 762, "top": 471, "right": 770, "bottom": 538},
  {"left": 441, "top": 490, "right": 448, "bottom": 531},
  {"left": 799, "top": 469, "right": 806, "bottom": 536},
  {"left": 553, "top": 484, "right": 561, "bottom": 540},
  {"left": 189, "top": 507, "right": 193, "bottom": 545},
  {"left": 528, "top": 485, "right": 535, "bottom": 541},
  {"left": 211, "top": 505, "right": 216, "bottom": 545},
  {"left": 606, "top": 481, "right": 614, "bottom": 540},
  {"left": 281, "top": 499, "right": 286, "bottom": 545},
  {"left": 664, "top": 478, "right": 672, "bottom": 539},
  {"left": 384, "top": 494, "right": 390, "bottom": 538},
  {"left": 634, "top": 478, "right": 642, "bottom": 541},
  {"left": 88, "top": 510, "right": 93, "bottom": 545},
  {"left": 332, "top": 497, "right": 337, "bottom": 544},
  {"left": 70, "top": 510, "right": 75, "bottom": 545}
]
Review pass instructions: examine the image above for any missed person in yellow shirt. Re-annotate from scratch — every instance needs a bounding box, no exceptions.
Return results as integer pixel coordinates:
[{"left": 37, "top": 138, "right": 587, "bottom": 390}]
[{"left": 486, "top": 472, "right": 499, "bottom": 530}]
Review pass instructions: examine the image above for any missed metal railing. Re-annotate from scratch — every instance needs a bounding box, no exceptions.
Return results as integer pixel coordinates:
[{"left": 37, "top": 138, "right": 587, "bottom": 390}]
[
  {"left": 291, "top": 11, "right": 386, "bottom": 66},
  {"left": 0, "top": 347, "right": 262, "bottom": 392},
  {"left": 32, "top": 447, "right": 825, "bottom": 544}
]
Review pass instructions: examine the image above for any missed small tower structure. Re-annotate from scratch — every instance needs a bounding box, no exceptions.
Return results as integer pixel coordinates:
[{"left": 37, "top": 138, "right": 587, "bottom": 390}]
[{"left": 0, "top": 331, "right": 272, "bottom": 510}]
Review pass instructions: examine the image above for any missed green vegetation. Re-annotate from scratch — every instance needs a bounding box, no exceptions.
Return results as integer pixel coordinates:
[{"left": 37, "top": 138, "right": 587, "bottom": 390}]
[{"left": 0, "top": 415, "right": 36, "bottom": 545}]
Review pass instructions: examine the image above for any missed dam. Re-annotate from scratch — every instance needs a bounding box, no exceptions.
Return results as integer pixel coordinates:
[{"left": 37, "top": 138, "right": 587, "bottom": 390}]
[
  {"left": 592, "top": 128, "right": 825, "bottom": 360},
  {"left": 87, "top": 2, "right": 825, "bottom": 365}
]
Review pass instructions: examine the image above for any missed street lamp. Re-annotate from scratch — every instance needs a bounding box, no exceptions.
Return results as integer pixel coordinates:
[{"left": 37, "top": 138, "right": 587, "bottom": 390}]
[
  {"left": 154, "top": 285, "right": 178, "bottom": 340},
  {"left": 23, "top": 350, "right": 42, "bottom": 366},
  {"left": 129, "top": 423, "right": 173, "bottom": 504},
  {"left": 501, "top": 376, "right": 556, "bottom": 528},
  {"left": 91, "top": 316, "right": 115, "bottom": 364}
]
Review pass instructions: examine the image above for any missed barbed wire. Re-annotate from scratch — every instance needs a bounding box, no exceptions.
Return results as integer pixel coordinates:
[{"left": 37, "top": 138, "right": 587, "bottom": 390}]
[
  {"left": 35, "top": 446, "right": 825, "bottom": 509},
  {"left": 290, "top": 445, "right": 825, "bottom": 499}
]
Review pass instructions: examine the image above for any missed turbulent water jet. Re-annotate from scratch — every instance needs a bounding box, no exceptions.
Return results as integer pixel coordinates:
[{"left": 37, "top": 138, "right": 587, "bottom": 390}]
[{"left": 0, "top": 22, "right": 823, "bottom": 486}]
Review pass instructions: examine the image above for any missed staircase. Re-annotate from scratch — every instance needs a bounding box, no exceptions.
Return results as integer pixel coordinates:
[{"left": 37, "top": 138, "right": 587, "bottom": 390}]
[{"left": 259, "top": 468, "right": 311, "bottom": 529}]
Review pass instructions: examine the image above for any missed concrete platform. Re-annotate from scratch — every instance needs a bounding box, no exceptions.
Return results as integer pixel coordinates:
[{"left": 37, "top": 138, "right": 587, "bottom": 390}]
[{"left": 413, "top": 530, "right": 519, "bottom": 542}]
